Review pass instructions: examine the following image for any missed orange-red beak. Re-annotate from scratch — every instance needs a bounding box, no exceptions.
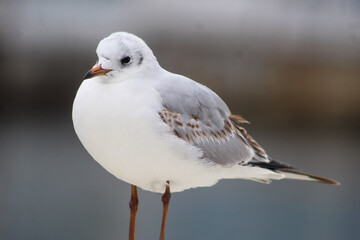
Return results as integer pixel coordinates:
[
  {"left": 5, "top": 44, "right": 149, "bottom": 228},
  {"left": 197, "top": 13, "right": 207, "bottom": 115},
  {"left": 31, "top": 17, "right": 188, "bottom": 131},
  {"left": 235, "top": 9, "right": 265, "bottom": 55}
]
[{"left": 84, "top": 65, "right": 112, "bottom": 80}]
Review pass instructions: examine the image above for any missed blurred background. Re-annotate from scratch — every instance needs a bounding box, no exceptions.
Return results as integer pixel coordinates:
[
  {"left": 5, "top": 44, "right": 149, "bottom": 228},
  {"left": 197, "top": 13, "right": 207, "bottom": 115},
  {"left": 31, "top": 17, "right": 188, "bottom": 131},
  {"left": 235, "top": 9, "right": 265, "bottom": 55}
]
[{"left": 1, "top": 0, "right": 359, "bottom": 239}]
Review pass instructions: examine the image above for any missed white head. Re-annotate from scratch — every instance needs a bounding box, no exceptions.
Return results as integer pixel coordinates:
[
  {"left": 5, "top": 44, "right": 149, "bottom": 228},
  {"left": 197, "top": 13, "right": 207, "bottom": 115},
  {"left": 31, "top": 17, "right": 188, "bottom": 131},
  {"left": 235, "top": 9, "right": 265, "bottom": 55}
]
[{"left": 84, "top": 32, "right": 160, "bottom": 81}]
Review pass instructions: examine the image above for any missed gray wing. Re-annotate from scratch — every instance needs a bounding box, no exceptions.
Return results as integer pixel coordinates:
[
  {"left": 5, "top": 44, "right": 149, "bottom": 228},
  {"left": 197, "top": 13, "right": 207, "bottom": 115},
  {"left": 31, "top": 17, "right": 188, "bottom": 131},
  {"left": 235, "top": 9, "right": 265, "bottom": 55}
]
[{"left": 153, "top": 74, "right": 269, "bottom": 166}]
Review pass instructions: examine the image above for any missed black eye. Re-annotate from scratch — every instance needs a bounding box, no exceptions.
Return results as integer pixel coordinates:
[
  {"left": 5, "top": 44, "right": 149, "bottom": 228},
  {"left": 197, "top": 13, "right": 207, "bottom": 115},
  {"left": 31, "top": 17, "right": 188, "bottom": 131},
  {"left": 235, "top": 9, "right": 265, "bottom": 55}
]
[{"left": 121, "top": 56, "right": 131, "bottom": 64}]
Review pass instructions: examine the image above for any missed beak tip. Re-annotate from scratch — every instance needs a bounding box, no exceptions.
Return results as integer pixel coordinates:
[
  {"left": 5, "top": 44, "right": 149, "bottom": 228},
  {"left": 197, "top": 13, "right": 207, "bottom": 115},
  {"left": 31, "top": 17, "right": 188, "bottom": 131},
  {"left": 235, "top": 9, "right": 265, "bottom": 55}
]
[{"left": 83, "top": 70, "right": 93, "bottom": 80}]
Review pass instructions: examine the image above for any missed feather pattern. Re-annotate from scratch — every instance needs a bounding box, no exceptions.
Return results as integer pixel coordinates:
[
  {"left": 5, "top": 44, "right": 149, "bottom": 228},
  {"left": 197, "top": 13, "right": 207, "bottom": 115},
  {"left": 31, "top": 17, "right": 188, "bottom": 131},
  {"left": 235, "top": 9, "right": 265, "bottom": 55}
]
[
  {"left": 153, "top": 74, "right": 270, "bottom": 166},
  {"left": 229, "top": 115, "right": 269, "bottom": 161}
]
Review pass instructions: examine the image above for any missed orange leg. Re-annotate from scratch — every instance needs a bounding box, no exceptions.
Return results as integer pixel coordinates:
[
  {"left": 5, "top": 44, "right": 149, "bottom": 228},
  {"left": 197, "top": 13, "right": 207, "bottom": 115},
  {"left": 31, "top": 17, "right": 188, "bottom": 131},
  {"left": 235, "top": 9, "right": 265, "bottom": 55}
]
[
  {"left": 128, "top": 185, "right": 138, "bottom": 240},
  {"left": 159, "top": 182, "right": 171, "bottom": 240}
]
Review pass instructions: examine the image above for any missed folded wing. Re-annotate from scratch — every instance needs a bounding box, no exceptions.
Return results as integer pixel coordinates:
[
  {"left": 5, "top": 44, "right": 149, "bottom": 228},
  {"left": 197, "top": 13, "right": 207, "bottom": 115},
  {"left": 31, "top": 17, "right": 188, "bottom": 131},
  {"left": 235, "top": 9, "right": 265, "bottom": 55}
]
[{"left": 153, "top": 74, "right": 269, "bottom": 166}]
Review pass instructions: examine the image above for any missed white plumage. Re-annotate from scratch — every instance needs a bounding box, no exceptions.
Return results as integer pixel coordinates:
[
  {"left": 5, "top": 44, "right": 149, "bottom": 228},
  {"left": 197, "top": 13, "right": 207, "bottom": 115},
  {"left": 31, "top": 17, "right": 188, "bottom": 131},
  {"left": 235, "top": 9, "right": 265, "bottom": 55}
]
[{"left": 73, "top": 32, "right": 338, "bottom": 195}]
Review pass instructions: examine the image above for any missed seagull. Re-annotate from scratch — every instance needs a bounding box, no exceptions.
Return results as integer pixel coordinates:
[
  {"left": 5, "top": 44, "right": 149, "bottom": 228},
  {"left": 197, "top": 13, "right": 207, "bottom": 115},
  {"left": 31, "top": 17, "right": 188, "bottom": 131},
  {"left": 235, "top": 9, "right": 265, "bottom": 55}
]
[{"left": 72, "top": 32, "right": 339, "bottom": 240}]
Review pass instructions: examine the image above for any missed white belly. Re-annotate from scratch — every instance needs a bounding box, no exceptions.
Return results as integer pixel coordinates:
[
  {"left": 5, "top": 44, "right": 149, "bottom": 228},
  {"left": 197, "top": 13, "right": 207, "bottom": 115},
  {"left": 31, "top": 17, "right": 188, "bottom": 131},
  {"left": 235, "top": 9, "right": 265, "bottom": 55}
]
[{"left": 72, "top": 78, "right": 221, "bottom": 193}]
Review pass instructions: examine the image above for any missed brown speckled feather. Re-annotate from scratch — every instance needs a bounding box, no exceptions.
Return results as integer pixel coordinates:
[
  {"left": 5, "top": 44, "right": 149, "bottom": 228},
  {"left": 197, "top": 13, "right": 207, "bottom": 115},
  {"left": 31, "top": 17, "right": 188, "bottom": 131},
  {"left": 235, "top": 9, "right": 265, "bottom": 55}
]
[
  {"left": 158, "top": 108, "right": 256, "bottom": 166},
  {"left": 229, "top": 115, "right": 269, "bottom": 161}
]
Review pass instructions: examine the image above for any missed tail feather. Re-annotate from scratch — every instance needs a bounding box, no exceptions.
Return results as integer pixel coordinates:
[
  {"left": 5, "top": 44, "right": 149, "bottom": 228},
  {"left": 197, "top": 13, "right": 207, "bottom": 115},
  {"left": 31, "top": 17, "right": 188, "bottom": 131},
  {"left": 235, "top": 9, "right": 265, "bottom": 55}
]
[{"left": 250, "top": 159, "right": 340, "bottom": 185}]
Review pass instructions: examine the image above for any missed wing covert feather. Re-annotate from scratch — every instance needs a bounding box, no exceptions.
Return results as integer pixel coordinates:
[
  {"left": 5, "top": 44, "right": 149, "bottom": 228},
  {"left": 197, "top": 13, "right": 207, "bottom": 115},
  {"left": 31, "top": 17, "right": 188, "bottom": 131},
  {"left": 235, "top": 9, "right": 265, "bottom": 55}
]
[{"left": 153, "top": 74, "right": 268, "bottom": 165}]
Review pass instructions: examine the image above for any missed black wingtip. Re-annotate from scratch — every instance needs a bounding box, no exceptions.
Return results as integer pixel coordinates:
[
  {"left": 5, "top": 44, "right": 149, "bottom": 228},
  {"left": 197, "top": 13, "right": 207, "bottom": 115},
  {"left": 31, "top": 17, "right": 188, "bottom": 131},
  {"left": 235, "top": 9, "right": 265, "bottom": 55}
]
[{"left": 250, "top": 159, "right": 340, "bottom": 185}]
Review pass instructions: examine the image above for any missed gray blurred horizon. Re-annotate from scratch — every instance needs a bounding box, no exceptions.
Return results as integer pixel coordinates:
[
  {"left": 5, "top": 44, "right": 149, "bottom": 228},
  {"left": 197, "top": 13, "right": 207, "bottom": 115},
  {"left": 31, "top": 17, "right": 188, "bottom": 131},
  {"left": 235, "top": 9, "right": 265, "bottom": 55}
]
[{"left": 1, "top": 1, "right": 359, "bottom": 240}]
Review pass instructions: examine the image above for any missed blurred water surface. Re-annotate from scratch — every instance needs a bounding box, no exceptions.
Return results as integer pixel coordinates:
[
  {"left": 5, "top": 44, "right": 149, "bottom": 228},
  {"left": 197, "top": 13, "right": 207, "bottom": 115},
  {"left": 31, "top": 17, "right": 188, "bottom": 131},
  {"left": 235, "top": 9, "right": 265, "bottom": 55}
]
[{"left": 1, "top": 0, "right": 360, "bottom": 239}]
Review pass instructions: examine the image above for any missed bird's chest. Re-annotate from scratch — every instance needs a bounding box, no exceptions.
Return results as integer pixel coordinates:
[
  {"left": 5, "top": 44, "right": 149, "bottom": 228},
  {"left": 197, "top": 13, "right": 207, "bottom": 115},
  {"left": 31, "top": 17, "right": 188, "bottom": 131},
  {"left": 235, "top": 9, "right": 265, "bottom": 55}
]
[{"left": 73, "top": 80, "right": 168, "bottom": 170}]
